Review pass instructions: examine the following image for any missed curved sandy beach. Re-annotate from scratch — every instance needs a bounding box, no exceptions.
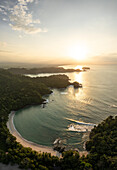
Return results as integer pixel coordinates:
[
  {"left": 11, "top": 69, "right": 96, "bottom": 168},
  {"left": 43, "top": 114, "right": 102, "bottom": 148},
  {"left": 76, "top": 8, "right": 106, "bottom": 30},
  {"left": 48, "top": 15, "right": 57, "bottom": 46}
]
[
  {"left": 7, "top": 111, "right": 60, "bottom": 157},
  {"left": 7, "top": 111, "right": 88, "bottom": 157}
]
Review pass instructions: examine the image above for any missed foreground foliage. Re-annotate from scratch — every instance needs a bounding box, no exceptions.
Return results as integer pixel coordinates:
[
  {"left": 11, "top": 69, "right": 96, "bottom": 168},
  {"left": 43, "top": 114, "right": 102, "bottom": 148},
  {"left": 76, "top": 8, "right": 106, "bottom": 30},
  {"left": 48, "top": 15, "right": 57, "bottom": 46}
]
[
  {"left": 0, "top": 69, "right": 116, "bottom": 169},
  {"left": 86, "top": 116, "right": 117, "bottom": 170}
]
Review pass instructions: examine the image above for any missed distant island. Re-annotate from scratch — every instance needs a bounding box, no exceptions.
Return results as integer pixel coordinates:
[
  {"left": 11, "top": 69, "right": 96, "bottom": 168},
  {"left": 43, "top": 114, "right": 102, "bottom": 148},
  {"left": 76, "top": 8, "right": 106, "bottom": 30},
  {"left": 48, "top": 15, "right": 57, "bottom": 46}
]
[
  {"left": 82, "top": 67, "right": 90, "bottom": 71},
  {"left": 7, "top": 66, "right": 84, "bottom": 75},
  {"left": 0, "top": 68, "right": 116, "bottom": 170},
  {"left": 82, "top": 67, "right": 90, "bottom": 70}
]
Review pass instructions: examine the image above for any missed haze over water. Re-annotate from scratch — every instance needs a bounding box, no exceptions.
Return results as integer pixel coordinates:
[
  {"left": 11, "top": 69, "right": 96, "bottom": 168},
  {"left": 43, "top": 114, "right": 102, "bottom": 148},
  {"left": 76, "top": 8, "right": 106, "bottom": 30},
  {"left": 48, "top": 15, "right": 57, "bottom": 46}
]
[{"left": 14, "top": 65, "right": 117, "bottom": 151}]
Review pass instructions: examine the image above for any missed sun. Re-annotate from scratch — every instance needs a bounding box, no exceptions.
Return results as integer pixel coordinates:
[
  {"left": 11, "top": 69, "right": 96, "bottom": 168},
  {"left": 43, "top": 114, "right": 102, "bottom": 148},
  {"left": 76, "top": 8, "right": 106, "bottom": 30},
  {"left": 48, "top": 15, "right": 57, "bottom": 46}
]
[{"left": 69, "top": 44, "right": 88, "bottom": 61}]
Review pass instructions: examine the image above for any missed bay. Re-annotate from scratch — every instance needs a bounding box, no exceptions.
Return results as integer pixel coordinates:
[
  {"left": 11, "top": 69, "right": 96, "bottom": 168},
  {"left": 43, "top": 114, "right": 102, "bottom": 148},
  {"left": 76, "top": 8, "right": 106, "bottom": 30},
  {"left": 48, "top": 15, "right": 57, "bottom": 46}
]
[{"left": 14, "top": 65, "right": 117, "bottom": 151}]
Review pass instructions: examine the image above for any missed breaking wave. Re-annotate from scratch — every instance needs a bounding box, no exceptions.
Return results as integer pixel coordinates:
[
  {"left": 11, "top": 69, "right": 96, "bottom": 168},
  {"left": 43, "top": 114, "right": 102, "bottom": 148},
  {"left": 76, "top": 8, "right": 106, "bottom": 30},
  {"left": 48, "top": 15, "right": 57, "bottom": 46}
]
[
  {"left": 60, "top": 92, "right": 68, "bottom": 95},
  {"left": 67, "top": 118, "right": 96, "bottom": 132},
  {"left": 68, "top": 124, "right": 95, "bottom": 132},
  {"left": 111, "top": 104, "right": 117, "bottom": 108},
  {"left": 66, "top": 118, "right": 96, "bottom": 126}
]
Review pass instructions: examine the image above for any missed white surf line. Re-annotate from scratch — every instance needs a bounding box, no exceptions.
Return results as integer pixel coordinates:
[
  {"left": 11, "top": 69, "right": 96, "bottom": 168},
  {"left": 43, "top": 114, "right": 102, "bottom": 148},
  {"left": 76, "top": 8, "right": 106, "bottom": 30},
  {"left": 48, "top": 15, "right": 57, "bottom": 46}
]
[{"left": 66, "top": 118, "right": 96, "bottom": 126}]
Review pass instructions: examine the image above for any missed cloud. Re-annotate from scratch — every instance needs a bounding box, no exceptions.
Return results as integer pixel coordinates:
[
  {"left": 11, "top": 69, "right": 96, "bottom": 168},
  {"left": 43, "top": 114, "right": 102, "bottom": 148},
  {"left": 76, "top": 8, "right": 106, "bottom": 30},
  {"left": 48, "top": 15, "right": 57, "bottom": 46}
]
[
  {"left": 0, "top": 50, "right": 12, "bottom": 53},
  {"left": 0, "top": 0, "right": 46, "bottom": 34},
  {"left": 19, "top": 35, "right": 23, "bottom": 38},
  {"left": 109, "top": 53, "right": 117, "bottom": 57},
  {"left": 9, "top": 23, "right": 42, "bottom": 34},
  {"left": 18, "top": 0, "right": 34, "bottom": 4},
  {"left": 26, "top": 0, "right": 34, "bottom": 3},
  {"left": 2, "top": 18, "right": 7, "bottom": 21},
  {"left": 0, "top": 42, "right": 7, "bottom": 47},
  {"left": 35, "top": 0, "right": 39, "bottom": 4},
  {"left": 0, "top": 6, "right": 7, "bottom": 15},
  {"left": 92, "top": 53, "right": 117, "bottom": 64},
  {"left": 0, "top": 8, "right": 3, "bottom": 12}
]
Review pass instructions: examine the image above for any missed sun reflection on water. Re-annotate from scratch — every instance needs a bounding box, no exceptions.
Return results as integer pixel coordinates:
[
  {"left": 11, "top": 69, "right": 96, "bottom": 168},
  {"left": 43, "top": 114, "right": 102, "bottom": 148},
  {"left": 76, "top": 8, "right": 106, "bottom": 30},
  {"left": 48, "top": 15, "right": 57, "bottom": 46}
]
[
  {"left": 74, "top": 72, "right": 82, "bottom": 84},
  {"left": 67, "top": 85, "right": 92, "bottom": 105},
  {"left": 67, "top": 71, "right": 92, "bottom": 105},
  {"left": 60, "top": 65, "right": 92, "bottom": 105},
  {"left": 74, "top": 65, "right": 83, "bottom": 70}
]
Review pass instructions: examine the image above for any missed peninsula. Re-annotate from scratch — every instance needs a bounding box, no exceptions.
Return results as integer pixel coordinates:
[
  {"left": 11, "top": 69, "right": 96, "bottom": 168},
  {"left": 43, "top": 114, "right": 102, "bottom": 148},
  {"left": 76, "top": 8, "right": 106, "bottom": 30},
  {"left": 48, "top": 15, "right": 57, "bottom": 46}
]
[{"left": 7, "top": 66, "right": 82, "bottom": 75}]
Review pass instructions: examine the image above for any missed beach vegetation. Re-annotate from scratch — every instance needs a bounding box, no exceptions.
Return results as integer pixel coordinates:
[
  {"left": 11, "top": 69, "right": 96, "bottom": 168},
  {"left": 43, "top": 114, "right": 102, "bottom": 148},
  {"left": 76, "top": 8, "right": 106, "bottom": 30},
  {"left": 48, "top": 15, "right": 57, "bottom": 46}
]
[{"left": 86, "top": 116, "right": 117, "bottom": 170}]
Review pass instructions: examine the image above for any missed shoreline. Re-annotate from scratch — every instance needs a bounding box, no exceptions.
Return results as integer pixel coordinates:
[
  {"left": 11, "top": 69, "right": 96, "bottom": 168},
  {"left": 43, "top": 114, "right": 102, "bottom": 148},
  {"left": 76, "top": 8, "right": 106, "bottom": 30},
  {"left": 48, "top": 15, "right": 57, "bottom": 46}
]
[
  {"left": 7, "top": 111, "right": 88, "bottom": 157},
  {"left": 7, "top": 111, "right": 60, "bottom": 157}
]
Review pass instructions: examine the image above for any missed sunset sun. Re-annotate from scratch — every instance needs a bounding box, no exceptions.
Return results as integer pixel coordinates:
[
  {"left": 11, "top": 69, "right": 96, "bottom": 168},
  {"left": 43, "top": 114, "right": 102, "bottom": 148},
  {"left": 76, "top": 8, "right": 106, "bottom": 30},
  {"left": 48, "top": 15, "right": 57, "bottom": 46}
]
[{"left": 69, "top": 45, "right": 88, "bottom": 61}]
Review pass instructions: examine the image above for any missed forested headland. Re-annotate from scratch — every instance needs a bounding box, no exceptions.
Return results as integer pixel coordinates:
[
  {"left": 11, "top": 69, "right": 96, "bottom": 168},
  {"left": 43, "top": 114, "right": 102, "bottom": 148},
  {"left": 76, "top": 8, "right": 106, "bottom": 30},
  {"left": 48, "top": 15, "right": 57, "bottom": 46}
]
[
  {"left": 0, "top": 69, "right": 116, "bottom": 169},
  {"left": 7, "top": 67, "right": 82, "bottom": 75}
]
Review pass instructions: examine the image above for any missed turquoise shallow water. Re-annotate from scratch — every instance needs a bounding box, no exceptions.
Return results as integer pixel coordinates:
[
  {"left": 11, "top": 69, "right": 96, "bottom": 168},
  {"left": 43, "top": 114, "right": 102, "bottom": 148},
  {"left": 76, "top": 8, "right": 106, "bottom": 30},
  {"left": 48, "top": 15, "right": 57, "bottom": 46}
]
[{"left": 14, "top": 65, "right": 117, "bottom": 151}]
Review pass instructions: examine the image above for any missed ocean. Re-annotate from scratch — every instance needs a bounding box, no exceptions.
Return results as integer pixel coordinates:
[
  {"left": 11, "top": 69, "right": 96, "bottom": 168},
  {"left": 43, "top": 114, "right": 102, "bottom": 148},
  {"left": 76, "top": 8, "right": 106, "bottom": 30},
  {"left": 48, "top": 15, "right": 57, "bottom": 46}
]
[{"left": 14, "top": 65, "right": 117, "bottom": 151}]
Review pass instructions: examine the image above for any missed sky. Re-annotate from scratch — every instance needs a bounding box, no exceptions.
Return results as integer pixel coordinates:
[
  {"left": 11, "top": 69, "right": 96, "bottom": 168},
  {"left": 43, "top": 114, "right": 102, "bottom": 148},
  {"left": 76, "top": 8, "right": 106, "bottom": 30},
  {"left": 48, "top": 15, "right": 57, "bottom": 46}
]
[{"left": 0, "top": 0, "right": 117, "bottom": 65}]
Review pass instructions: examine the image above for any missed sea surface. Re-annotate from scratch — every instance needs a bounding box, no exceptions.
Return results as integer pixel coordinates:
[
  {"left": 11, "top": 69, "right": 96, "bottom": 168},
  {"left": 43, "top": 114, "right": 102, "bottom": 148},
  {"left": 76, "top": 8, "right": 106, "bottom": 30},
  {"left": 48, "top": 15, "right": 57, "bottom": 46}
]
[{"left": 14, "top": 65, "right": 117, "bottom": 151}]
